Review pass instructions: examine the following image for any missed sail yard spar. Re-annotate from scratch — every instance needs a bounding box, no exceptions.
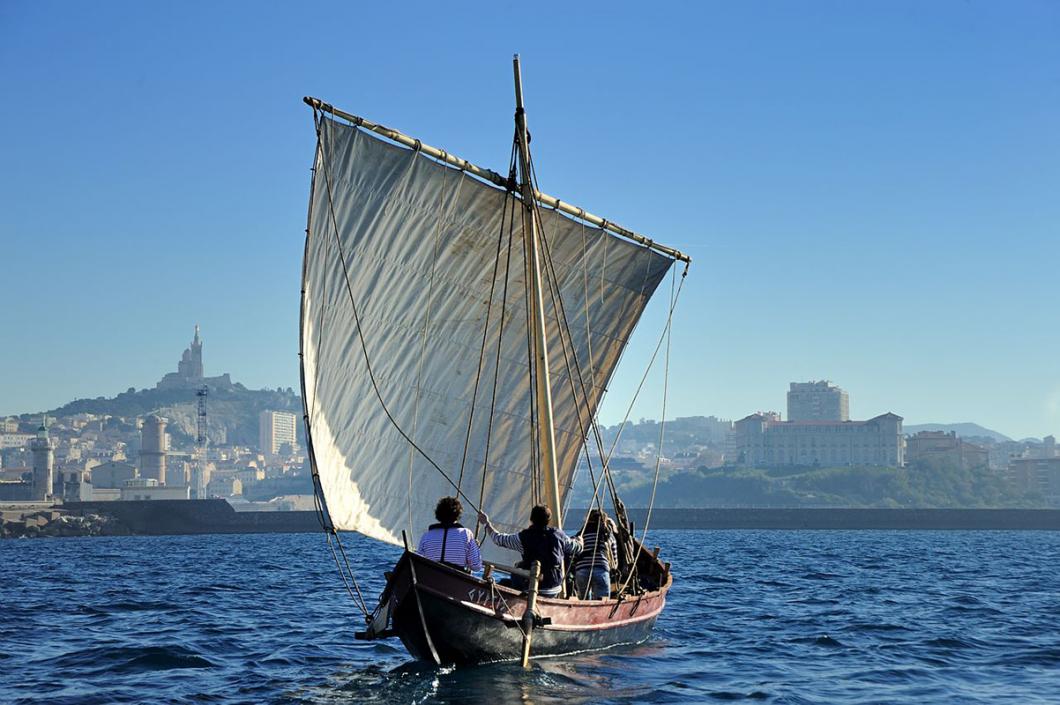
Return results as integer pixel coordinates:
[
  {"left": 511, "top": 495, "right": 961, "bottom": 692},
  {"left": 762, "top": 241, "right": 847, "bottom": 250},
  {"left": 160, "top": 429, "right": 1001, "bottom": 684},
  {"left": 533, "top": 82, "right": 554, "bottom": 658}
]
[{"left": 300, "top": 61, "right": 689, "bottom": 566}]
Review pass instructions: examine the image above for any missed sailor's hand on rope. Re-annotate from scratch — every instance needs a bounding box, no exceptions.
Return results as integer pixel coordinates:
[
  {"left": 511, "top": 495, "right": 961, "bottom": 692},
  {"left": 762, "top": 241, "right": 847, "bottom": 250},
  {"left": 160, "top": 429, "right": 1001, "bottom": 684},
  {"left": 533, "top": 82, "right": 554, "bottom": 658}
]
[{"left": 477, "top": 512, "right": 492, "bottom": 531}]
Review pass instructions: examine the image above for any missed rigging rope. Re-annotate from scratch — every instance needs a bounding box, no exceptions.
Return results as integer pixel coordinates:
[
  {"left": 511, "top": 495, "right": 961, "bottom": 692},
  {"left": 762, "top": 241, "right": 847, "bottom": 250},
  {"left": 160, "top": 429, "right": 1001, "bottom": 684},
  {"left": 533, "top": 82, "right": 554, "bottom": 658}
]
[
  {"left": 475, "top": 151, "right": 520, "bottom": 540},
  {"left": 457, "top": 142, "right": 518, "bottom": 493},
  {"left": 616, "top": 265, "right": 679, "bottom": 597},
  {"left": 526, "top": 148, "right": 688, "bottom": 597},
  {"left": 307, "top": 111, "right": 688, "bottom": 606},
  {"left": 525, "top": 151, "right": 630, "bottom": 523}
]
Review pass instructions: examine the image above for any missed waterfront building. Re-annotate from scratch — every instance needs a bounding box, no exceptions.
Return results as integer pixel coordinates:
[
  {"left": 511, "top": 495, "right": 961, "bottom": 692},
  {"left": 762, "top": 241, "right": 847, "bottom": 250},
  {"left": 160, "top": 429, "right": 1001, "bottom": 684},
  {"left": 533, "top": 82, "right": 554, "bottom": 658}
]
[
  {"left": 236, "top": 464, "right": 265, "bottom": 486},
  {"left": 167, "top": 458, "right": 192, "bottom": 487},
  {"left": 1008, "top": 457, "right": 1060, "bottom": 505},
  {"left": 787, "top": 381, "right": 849, "bottom": 422},
  {"left": 0, "top": 431, "right": 35, "bottom": 449},
  {"left": 139, "top": 416, "right": 168, "bottom": 484},
  {"left": 30, "top": 423, "right": 54, "bottom": 501},
  {"left": 259, "top": 410, "right": 297, "bottom": 459},
  {"left": 906, "top": 431, "right": 989, "bottom": 470},
  {"left": 1041, "top": 435, "right": 1056, "bottom": 459},
  {"left": 120, "top": 478, "right": 190, "bottom": 501},
  {"left": 57, "top": 466, "right": 92, "bottom": 501},
  {"left": 732, "top": 412, "right": 903, "bottom": 468},
  {"left": 207, "top": 475, "right": 243, "bottom": 497},
  {"left": 89, "top": 460, "right": 137, "bottom": 489}
]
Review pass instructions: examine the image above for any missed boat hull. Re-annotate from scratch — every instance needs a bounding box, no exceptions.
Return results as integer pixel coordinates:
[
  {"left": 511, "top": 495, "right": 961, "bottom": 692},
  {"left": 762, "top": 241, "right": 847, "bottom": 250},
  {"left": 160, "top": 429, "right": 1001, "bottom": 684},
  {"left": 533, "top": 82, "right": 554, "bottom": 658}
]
[{"left": 375, "top": 547, "right": 671, "bottom": 665}]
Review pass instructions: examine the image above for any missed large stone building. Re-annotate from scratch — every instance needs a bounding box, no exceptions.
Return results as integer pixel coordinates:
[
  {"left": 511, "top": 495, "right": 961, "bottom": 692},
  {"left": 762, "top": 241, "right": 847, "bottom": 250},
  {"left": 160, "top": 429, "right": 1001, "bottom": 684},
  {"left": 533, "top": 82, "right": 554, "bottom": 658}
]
[
  {"left": 732, "top": 411, "right": 903, "bottom": 468},
  {"left": 787, "top": 381, "right": 850, "bottom": 422},
  {"left": 906, "top": 431, "right": 989, "bottom": 470}
]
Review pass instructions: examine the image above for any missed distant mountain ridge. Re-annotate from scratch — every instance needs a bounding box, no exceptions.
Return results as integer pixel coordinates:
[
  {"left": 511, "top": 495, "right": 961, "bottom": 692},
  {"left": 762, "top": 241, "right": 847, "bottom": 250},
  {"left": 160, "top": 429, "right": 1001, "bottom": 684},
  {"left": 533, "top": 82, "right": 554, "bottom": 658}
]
[{"left": 902, "top": 423, "right": 1012, "bottom": 443}]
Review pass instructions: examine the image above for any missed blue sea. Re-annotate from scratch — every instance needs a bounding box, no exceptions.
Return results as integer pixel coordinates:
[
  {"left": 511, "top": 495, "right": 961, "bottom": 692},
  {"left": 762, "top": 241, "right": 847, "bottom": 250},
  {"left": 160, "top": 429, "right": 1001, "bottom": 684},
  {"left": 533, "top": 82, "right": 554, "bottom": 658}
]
[{"left": 2, "top": 530, "right": 1060, "bottom": 704}]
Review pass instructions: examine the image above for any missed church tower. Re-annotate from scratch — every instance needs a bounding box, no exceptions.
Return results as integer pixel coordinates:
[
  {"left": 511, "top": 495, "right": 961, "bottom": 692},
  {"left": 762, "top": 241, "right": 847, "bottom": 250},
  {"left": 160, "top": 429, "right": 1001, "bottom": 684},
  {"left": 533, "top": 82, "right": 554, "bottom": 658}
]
[{"left": 177, "top": 325, "right": 204, "bottom": 380}]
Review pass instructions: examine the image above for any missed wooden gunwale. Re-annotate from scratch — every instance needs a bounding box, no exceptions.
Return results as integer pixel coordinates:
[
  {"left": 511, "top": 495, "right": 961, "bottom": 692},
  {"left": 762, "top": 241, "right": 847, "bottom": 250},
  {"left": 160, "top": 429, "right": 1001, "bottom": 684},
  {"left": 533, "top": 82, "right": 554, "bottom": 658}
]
[{"left": 397, "top": 544, "right": 671, "bottom": 632}]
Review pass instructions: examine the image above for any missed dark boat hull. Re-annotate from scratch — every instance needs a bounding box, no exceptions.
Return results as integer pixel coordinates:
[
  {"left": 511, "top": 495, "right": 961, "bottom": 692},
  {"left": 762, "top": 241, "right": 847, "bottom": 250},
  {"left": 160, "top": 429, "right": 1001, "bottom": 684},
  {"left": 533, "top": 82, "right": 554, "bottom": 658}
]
[{"left": 371, "top": 544, "right": 672, "bottom": 665}]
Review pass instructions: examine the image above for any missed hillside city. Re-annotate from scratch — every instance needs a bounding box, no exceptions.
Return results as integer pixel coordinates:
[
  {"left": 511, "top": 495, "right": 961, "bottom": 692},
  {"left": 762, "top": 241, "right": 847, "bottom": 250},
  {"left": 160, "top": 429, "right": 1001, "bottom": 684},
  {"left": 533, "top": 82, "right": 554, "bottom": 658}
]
[{"left": 3, "top": 328, "right": 1059, "bottom": 511}]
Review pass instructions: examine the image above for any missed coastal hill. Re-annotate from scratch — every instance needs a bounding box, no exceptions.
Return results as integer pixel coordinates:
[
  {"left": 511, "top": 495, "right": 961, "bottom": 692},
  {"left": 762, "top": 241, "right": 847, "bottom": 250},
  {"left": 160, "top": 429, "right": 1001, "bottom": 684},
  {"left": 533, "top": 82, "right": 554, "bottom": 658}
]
[
  {"left": 599, "top": 461, "right": 1043, "bottom": 510},
  {"left": 45, "top": 383, "right": 301, "bottom": 448},
  {"left": 36, "top": 326, "right": 301, "bottom": 448}
]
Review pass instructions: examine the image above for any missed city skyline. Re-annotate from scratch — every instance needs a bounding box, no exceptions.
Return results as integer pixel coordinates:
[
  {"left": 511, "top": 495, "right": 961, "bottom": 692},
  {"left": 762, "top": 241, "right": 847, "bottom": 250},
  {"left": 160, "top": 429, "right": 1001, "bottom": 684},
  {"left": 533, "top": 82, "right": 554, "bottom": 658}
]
[
  {"left": 1, "top": 325, "right": 1049, "bottom": 443},
  {"left": 2, "top": 2, "right": 1058, "bottom": 439}
]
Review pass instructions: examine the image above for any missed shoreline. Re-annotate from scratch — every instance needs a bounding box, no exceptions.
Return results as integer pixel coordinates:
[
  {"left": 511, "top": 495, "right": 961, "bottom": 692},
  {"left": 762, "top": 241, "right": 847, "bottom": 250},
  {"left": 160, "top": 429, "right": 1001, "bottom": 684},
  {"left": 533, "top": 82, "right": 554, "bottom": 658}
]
[{"left": 6, "top": 501, "right": 1060, "bottom": 537}]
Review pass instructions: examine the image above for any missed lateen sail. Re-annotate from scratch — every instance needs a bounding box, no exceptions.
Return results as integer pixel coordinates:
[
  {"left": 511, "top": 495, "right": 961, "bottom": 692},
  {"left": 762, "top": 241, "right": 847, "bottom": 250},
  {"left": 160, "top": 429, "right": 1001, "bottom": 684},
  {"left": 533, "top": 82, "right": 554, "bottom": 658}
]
[{"left": 302, "top": 117, "right": 672, "bottom": 555}]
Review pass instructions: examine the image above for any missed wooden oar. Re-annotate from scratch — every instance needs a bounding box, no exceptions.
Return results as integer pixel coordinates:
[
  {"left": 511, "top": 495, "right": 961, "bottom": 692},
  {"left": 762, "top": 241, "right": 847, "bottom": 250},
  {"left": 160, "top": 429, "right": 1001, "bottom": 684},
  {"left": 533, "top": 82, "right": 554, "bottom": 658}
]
[{"left": 521, "top": 561, "right": 541, "bottom": 668}]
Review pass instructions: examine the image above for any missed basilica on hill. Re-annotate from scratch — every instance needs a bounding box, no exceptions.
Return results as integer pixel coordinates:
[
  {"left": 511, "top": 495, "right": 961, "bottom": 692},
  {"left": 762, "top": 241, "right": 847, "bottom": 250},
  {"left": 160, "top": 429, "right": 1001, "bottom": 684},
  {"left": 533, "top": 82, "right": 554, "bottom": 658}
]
[{"left": 155, "top": 325, "right": 233, "bottom": 391}]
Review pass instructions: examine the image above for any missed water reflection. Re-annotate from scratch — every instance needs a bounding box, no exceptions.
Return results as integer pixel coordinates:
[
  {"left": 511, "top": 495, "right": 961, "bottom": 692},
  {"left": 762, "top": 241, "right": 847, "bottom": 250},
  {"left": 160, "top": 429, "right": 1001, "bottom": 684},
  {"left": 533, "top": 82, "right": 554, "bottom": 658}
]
[{"left": 307, "top": 643, "right": 665, "bottom": 705}]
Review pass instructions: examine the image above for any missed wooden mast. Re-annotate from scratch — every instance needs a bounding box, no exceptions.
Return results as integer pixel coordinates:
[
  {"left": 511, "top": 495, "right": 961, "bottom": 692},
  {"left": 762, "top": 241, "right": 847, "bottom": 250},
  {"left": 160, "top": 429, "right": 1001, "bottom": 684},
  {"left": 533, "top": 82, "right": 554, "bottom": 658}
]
[{"left": 513, "top": 55, "right": 563, "bottom": 529}]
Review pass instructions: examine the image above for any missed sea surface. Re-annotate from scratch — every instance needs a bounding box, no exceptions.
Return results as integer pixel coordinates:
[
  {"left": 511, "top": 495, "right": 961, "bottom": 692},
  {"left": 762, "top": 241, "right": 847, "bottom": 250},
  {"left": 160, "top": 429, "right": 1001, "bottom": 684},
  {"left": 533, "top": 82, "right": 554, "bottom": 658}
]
[{"left": 2, "top": 530, "right": 1059, "bottom": 704}]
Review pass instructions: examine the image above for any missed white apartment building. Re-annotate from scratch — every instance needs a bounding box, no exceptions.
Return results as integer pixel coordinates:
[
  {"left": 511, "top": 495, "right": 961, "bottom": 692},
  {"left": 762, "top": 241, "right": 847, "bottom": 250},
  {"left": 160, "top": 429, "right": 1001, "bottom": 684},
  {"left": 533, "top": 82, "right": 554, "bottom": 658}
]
[{"left": 259, "top": 410, "right": 297, "bottom": 458}]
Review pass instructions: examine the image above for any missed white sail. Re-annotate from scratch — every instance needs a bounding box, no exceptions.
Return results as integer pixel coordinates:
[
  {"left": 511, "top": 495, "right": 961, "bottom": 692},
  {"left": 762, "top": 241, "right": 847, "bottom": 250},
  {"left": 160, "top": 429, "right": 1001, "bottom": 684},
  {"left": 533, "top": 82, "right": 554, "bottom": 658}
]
[{"left": 302, "top": 117, "right": 672, "bottom": 554}]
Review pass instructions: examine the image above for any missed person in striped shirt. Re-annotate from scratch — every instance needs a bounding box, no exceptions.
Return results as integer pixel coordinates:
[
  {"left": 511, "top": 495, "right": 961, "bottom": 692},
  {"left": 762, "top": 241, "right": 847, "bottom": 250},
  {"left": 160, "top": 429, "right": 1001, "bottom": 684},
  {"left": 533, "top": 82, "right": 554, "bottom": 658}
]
[
  {"left": 417, "top": 496, "right": 483, "bottom": 573},
  {"left": 572, "top": 509, "right": 618, "bottom": 599}
]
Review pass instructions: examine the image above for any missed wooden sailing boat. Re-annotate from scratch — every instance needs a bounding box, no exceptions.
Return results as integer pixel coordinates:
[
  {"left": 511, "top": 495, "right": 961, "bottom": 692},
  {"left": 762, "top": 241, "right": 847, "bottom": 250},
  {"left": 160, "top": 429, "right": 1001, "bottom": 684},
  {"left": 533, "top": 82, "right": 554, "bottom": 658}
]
[{"left": 299, "top": 56, "right": 690, "bottom": 665}]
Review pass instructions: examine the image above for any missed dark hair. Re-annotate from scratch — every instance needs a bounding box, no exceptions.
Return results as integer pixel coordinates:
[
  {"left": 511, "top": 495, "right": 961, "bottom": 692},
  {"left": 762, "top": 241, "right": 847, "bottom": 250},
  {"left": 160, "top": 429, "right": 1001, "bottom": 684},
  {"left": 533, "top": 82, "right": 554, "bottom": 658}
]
[
  {"left": 585, "top": 509, "right": 610, "bottom": 536},
  {"left": 435, "top": 496, "right": 462, "bottom": 524},
  {"left": 530, "top": 505, "right": 551, "bottom": 528}
]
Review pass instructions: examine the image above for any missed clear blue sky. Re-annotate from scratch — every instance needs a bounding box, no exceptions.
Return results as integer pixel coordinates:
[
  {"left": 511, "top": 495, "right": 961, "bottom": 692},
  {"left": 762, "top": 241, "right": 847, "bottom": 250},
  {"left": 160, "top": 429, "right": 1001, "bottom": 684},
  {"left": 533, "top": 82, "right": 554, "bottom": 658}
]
[{"left": 1, "top": 1, "right": 1057, "bottom": 439}]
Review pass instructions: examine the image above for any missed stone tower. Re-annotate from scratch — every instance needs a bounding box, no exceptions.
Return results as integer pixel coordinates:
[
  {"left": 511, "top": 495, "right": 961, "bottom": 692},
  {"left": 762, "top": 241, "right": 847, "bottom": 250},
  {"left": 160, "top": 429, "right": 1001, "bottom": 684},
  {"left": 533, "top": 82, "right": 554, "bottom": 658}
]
[
  {"left": 177, "top": 325, "right": 204, "bottom": 380},
  {"left": 30, "top": 421, "right": 54, "bottom": 501},
  {"left": 140, "top": 415, "right": 168, "bottom": 484}
]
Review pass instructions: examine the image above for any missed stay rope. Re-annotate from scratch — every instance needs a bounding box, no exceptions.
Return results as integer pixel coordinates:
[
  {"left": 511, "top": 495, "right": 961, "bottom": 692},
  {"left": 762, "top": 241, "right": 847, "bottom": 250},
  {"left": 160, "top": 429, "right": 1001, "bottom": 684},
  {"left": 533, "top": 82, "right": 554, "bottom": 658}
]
[{"left": 456, "top": 142, "right": 518, "bottom": 493}]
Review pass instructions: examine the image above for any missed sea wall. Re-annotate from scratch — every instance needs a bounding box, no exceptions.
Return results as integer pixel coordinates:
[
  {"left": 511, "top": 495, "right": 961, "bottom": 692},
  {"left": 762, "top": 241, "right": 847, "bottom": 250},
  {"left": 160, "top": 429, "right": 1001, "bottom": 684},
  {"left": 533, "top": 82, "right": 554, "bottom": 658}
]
[
  {"left": 570, "top": 508, "right": 1060, "bottom": 531},
  {"left": 34, "top": 502, "right": 1060, "bottom": 537},
  {"left": 64, "top": 499, "right": 321, "bottom": 535}
]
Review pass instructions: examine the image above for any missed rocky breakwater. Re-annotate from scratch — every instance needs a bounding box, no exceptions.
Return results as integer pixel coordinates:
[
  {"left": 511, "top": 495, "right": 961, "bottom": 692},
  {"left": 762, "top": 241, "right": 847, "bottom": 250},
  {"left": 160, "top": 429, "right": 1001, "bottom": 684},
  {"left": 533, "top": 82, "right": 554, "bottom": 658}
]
[{"left": 0, "top": 508, "right": 125, "bottom": 538}]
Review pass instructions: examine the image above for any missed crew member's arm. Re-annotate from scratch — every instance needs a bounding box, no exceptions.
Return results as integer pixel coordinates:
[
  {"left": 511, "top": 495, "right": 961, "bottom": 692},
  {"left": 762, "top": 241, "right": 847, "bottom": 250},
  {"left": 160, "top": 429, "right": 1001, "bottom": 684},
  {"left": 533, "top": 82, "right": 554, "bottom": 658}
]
[
  {"left": 465, "top": 530, "right": 484, "bottom": 572},
  {"left": 477, "top": 512, "right": 523, "bottom": 552},
  {"left": 559, "top": 531, "right": 584, "bottom": 556}
]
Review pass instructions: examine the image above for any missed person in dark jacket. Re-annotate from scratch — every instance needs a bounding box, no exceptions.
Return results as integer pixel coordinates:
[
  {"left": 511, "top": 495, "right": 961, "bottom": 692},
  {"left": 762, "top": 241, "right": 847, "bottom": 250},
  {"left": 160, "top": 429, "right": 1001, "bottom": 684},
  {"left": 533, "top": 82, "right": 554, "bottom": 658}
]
[{"left": 478, "top": 505, "right": 582, "bottom": 597}]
